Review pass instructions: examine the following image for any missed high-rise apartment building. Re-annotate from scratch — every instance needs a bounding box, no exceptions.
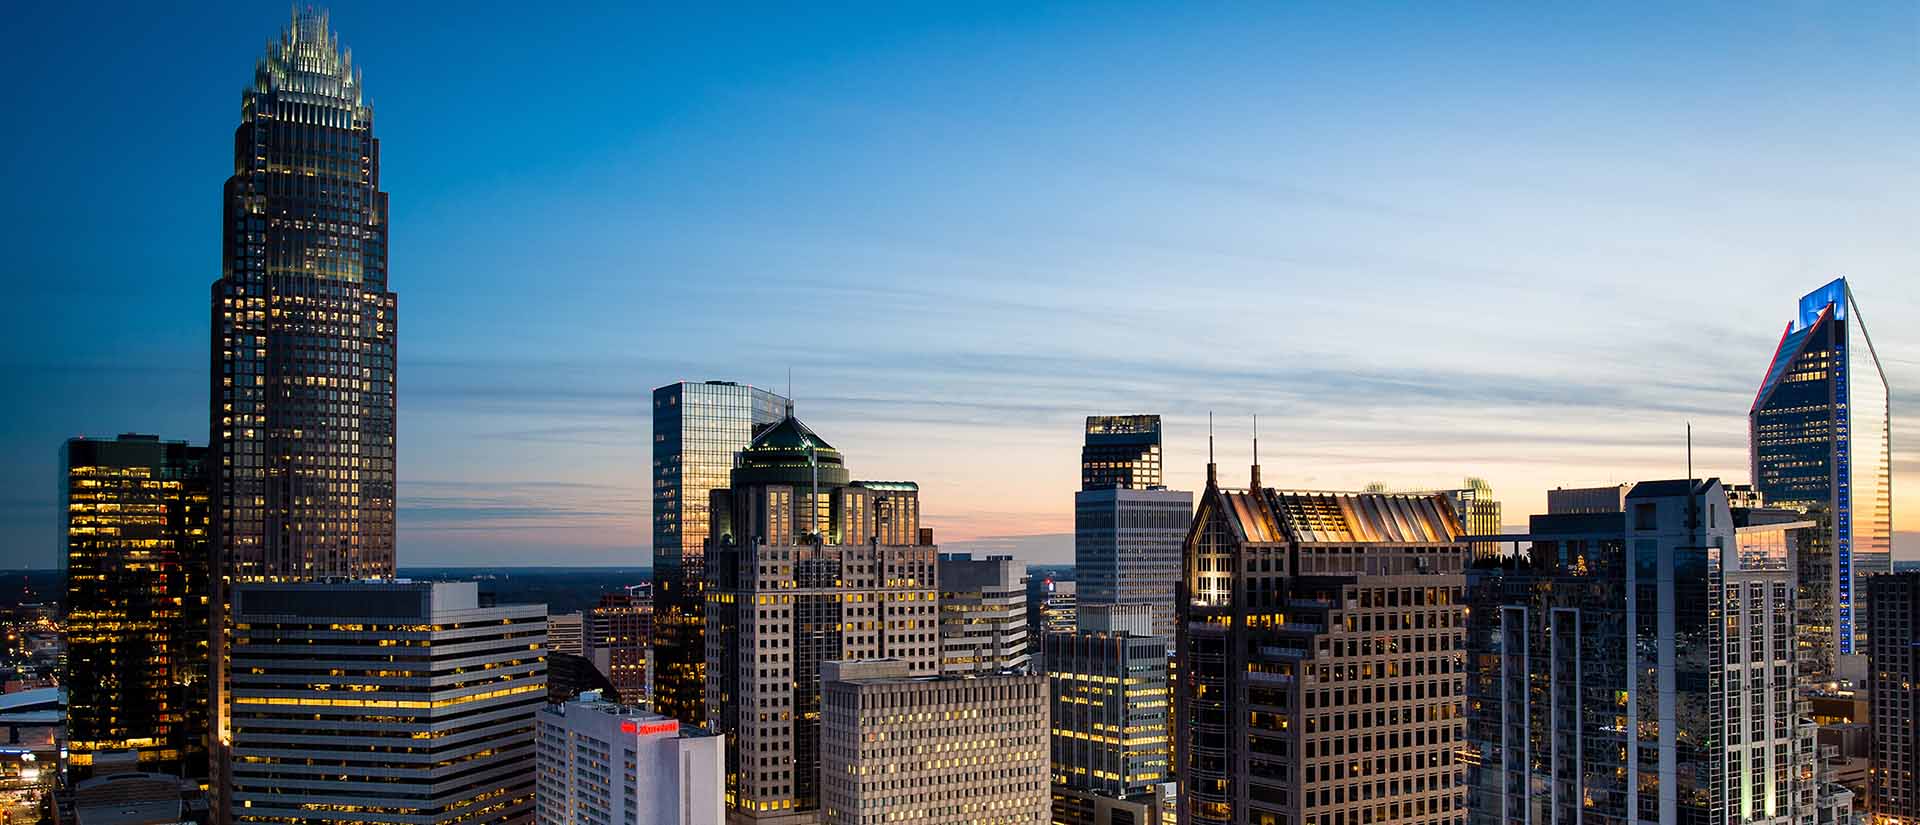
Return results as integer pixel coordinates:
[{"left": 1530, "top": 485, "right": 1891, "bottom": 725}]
[
  {"left": 1075, "top": 487, "right": 1191, "bottom": 641},
  {"left": 938, "top": 553, "right": 1031, "bottom": 674},
  {"left": 62, "top": 434, "right": 210, "bottom": 780},
  {"left": 1464, "top": 479, "right": 1836, "bottom": 825},
  {"left": 211, "top": 12, "right": 399, "bottom": 804},
  {"left": 1047, "top": 603, "right": 1170, "bottom": 824},
  {"left": 1082, "top": 415, "right": 1163, "bottom": 491},
  {"left": 652, "top": 380, "right": 789, "bottom": 727},
  {"left": 819, "top": 659, "right": 1050, "bottom": 825},
  {"left": 1178, "top": 469, "right": 1469, "bottom": 825},
  {"left": 702, "top": 415, "right": 941, "bottom": 823},
  {"left": 586, "top": 592, "right": 653, "bottom": 706},
  {"left": 535, "top": 692, "right": 724, "bottom": 825},
  {"left": 1751, "top": 277, "right": 1893, "bottom": 661},
  {"left": 226, "top": 581, "right": 545, "bottom": 824},
  {"left": 1869, "top": 572, "right": 1920, "bottom": 825}
]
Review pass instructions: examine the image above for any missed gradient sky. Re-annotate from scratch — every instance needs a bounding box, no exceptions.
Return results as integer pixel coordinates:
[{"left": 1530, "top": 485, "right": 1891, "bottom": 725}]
[{"left": 2, "top": 2, "right": 1915, "bottom": 568}]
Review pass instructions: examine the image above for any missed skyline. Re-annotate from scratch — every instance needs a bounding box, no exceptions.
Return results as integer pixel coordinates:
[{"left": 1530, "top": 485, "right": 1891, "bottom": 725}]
[{"left": 4, "top": 2, "right": 1918, "bottom": 568}]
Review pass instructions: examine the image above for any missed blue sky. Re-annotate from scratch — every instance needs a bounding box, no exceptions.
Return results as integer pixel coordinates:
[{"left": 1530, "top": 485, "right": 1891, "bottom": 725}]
[{"left": 2, "top": 2, "right": 1915, "bottom": 567}]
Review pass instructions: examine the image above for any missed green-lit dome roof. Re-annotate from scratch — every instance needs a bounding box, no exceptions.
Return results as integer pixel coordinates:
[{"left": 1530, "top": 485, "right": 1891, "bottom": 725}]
[{"left": 733, "top": 415, "right": 851, "bottom": 488}]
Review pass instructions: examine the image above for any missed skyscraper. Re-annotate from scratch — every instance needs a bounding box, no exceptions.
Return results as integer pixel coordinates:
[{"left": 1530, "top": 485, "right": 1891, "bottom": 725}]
[
  {"left": 1751, "top": 277, "right": 1892, "bottom": 662},
  {"left": 210, "top": 10, "right": 397, "bottom": 797},
  {"left": 702, "top": 414, "right": 941, "bottom": 823},
  {"left": 1178, "top": 467, "right": 1469, "bottom": 825},
  {"left": 1081, "top": 415, "right": 1163, "bottom": 491},
  {"left": 651, "top": 380, "right": 788, "bottom": 726},
  {"left": 1464, "top": 480, "right": 1841, "bottom": 825},
  {"left": 62, "top": 434, "right": 210, "bottom": 780},
  {"left": 211, "top": 6, "right": 396, "bottom": 582},
  {"left": 1868, "top": 572, "right": 1920, "bottom": 825},
  {"left": 1076, "top": 488, "right": 1191, "bottom": 642},
  {"left": 225, "top": 581, "right": 545, "bottom": 824},
  {"left": 937, "top": 553, "right": 1031, "bottom": 675},
  {"left": 1076, "top": 413, "right": 1190, "bottom": 641}
]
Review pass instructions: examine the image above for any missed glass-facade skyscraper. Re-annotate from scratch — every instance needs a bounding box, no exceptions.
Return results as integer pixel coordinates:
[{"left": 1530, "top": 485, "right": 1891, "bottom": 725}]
[
  {"left": 1081, "top": 414, "right": 1163, "bottom": 490},
  {"left": 1750, "top": 277, "right": 1892, "bottom": 661},
  {"left": 210, "top": 9, "right": 397, "bottom": 810},
  {"left": 650, "top": 380, "right": 787, "bottom": 727},
  {"left": 61, "top": 434, "right": 210, "bottom": 781}
]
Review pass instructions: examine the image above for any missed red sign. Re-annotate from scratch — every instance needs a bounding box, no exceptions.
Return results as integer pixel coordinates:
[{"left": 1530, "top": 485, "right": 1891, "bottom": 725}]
[{"left": 621, "top": 719, "right": 679, "bottom": 736}]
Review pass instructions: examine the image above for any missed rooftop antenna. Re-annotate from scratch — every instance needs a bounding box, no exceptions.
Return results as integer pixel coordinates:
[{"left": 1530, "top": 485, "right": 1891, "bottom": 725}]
[
  {"left": 1206, "top": 411, "right": 1218, "bottom": 487},
  {"left": 1686, "top": 421, "right": 1699, "bottom": 543},
  {"left": 1250, "top": 413, "right": 1262, "bottom": 490},
  {"left": 785, "top": 367, "right": 795, "bottom": 416}
]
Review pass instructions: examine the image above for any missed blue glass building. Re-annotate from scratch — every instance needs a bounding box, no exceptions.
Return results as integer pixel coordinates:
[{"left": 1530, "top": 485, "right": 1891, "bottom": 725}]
[
  {"left": 1750, "top": 277, "right": 1892, "bottom": 662},
  {"left": 650, "top": 380, "right": 787, "bottom": 727}
]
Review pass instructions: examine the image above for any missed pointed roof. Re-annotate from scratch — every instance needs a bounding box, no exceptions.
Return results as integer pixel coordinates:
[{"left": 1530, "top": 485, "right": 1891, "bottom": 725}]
[
  {"left": 1751, "top": 305, "right": 1830, "bottom": 414},
  {"left": 749, "top": 415, "right": 835, "bottom": 453}
]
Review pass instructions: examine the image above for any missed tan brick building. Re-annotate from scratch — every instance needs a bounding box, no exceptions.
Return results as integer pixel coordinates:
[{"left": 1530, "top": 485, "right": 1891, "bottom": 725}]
[{"left": 820, "top": 660, "right": 1049, "bottom": 825}]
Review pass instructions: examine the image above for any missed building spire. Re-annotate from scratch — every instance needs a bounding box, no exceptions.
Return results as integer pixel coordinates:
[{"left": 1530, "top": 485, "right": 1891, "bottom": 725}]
[
  {"left": 1206, "top": 411, "right": 1217, "bottom": 488},
  {"left": 1250, "top": 413, "right": 1262, "bottom": 490}
]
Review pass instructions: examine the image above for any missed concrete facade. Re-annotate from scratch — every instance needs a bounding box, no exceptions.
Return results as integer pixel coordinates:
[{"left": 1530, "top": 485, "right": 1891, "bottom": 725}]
[{"left": 820, "top": 660, "right": 1049, "bottom": 825}]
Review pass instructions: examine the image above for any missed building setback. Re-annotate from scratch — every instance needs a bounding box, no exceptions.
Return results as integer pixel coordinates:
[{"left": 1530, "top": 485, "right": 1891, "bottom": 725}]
[
  {"left": 1750, "top": 277, "right": 1893, "bottom": 665},
  {"left": 938, "top": 553, "right": 1031, "bottom": 675},
  {"left": 226, "top": 581, "right": 545, "bottom": 824},
  {"left": 62, "top": 435, "right": 210, "bottom": 780},
  {"left": 652, "top": 381, "right": 789, "bottom": 727},
  {"left": 1178, "top": 464, "right": 1469, "bottom": 825},
  {"left": 535, "top": 692, "right": 724, "bottom": 825},
  {"left": 1869, "top": 572, "right": 1920, "bottom": 824},
  {"left": 820, "top": 659, "right": 1050, "bottom": 825},
  {"left": 703, "top": 415, "right": 941, "bottom": 824}
]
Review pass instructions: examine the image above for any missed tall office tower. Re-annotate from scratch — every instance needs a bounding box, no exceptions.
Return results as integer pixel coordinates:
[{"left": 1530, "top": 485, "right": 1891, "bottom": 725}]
[
  {"left": 1075, "top": 486, "right": 1192, "bottom": 641},
  {"left": 819, "top": 659, "right": 1050, "bottom": 825},
  {"left": 938, "top": 553, "right": 1031, "bottom": 674},
  {"left": 62, "top": 435, "right": 210, "bottom": 780},
  {"left": 1752, "top": 277, "right": 1893, "bottom": 664},
  {"left": 1167, "top": 470, "right": 1466, "bottom": 825},
  {"left": 226, "top": 581, "right": 545, "bottom": 824},
  {"left": 534, "top": 692, "right": 725, "bottom": 825},
  {"left": 547, "top": 611, "right": 584, "bottom": 656},
  {"left": 211, "top": 6, "right": 396, "bottom": 581},
  {"left": 1047, "top": 603, "right": 1173, "bottom": 825},
  {"left": 1178, "top": 471, "right": 1469, "bottom": 825},
  {"left": 652, "top": 380, "right": 788, "bottom": 727},
  {"left": 1082, "top": 415, "right": 1164, "bottom": 491},
  {"left": 702, "top": 415, "right": 941, "bottom": 824},
  {"left": 1464, "top": 479, "right": 1830, "bottom": 825},
  {"left": 1869, "top": 572, "right": 1920, "bottom": 824},
  {"left": 211, "top": 13, "right": 398, "bottom": 805},
  {"left": 586, "top": 592, "right": 653, "bottom": 706}
]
